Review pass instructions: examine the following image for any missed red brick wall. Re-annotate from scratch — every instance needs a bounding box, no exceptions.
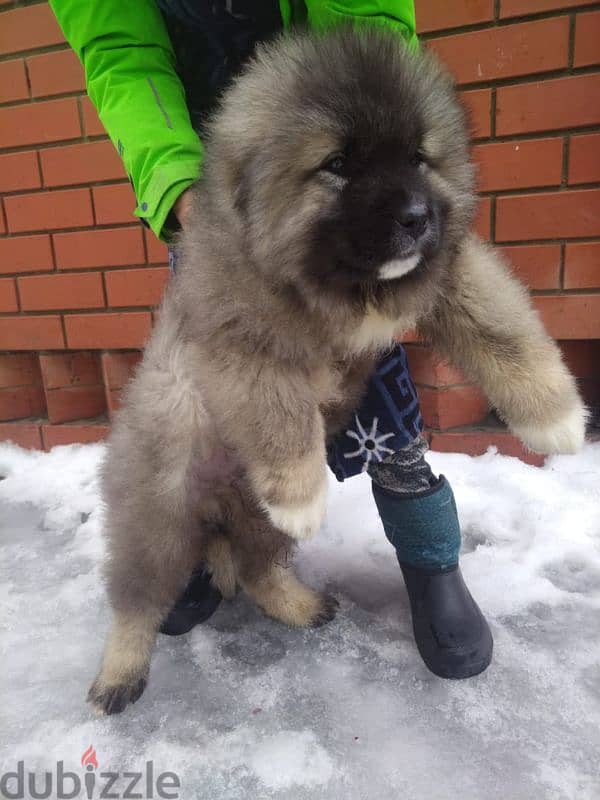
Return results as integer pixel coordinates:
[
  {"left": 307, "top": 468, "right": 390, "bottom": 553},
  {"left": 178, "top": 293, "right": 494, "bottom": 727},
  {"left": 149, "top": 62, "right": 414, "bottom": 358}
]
[{"left": 0, "top": 0, "right": 598, "bottom": 457}]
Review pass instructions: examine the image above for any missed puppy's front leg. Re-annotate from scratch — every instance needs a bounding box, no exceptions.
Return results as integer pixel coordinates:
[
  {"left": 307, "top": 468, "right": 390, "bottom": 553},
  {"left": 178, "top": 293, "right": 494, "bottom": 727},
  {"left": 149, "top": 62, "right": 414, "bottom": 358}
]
[
  {"left": 418, "top": 235, "right": 586, "bottom": 454},
  {"left": 205, "top": 357, "right": 328, "bottom": 539}
]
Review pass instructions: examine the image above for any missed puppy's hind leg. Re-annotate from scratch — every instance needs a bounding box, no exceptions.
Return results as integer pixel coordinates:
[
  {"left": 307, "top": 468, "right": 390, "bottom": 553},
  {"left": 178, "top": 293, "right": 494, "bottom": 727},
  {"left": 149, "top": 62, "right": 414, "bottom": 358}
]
[
  {"left": 89, "top": 334, "right": 211, "bottom": 715},
  {"left": 87, "top": 610, "right": 158, "bottom": 716},
  {"left": 230, "top": 499, "right": 338, "bottom": 628},
  {"left": 87, "top": 500, "right": 200, "bottom": 716},
  {"left": 240, "top": 561, "right": 339, "bottom": 628}
]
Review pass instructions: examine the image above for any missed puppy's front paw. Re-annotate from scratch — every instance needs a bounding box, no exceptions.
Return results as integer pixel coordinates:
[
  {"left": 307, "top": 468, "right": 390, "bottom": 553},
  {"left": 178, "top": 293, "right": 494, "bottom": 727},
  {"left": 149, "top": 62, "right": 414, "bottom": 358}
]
[
  {"left": 511, "top": 401, "right": 588, "bottom": 455},
  {"left": 265, "top": 480, "right": 328, "bottom": 540}
]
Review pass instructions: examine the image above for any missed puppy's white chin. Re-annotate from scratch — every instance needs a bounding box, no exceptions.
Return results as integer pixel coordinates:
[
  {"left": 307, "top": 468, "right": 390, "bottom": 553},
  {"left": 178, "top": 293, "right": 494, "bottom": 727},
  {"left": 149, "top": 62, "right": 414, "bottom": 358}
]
[{"left": 378, "top": 254, "right": 421, "bottom": 281}]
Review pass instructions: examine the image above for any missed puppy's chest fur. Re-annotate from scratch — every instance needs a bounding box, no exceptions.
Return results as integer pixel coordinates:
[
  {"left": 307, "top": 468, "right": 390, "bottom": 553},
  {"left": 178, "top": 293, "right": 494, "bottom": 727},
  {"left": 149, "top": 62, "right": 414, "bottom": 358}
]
[
  {"left": 346, "top": 305, "right": 407, "bottom": 354},
  {"left": 310, "top": 304, "right": 413, "bottom": 409}
]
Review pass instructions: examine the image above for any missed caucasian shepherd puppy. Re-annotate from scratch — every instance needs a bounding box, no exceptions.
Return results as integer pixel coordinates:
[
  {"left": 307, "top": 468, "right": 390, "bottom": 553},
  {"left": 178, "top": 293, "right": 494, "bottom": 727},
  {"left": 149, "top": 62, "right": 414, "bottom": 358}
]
[{"left": 89, "top": 29, "right": 586, "bottom": 714}]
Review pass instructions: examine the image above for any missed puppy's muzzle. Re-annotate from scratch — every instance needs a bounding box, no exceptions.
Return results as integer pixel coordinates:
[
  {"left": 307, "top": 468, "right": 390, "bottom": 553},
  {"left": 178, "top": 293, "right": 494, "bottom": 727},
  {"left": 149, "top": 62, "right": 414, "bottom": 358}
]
[
  {"left": 379, "top": 202, "right": 436, "bottom": 281},
  {"left": 392, "top": 201, "right": 432, "bottom": 255}
]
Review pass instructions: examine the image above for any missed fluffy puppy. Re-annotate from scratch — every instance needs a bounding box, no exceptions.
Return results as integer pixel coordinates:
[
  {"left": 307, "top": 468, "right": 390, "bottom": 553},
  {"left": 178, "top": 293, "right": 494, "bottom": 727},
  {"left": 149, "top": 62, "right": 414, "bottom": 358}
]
[{"left": 88, "top": 29, "right": 586, "bottom": 715}]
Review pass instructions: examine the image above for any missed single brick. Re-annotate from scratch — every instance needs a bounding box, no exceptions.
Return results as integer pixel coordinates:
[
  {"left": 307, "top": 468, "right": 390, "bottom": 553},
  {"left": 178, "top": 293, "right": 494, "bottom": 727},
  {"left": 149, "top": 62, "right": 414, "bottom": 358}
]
[
  {"left": 0, "top": 278, "right": 18, "bottom": 312},
  {"left": 0, "top": 316, "right": 64, "bottom": 350},
  {"left": 45, "top": 386, "right": 107, "bottom": 424},
  {"left": 418, "top": 0, "right": 493, "bottom": 33},
  {"left": 39, "top": 350, "right": 102, "bottom": 390},
  {"left": 64, "top": 312, "right": 152, "bottom": 349},
  {"left": 0, "top": 235, "right": 54, "bottom": 275},
  {"left": 0, "top": 386, "right": 46, "bottom": 422},
  {"left": 473, "top": 138, "right": 563, "bottom": 192},
  {"left": 81, "top": 96, "right": 106, "bottom": 137},
  {"left": 42, "top": 422, "right": 110, "bottom": 449},
  {"left": 53, "top": 227, "right": 145, "bottom": 269},
  {"left": 459, "top": 89, "right": 492, "bottom": 140},
  {"left": 0, "top": 151, "right": 41, "bottom": 193},
  {"left": 429, "top": 430, "right": 545, "bottom": 467},
  {"left": 419, "top": 385, "right": 489, "bottom": 429},
  {"left": 0, "top": 58, "right": 29, "bottom": 102},
  {"left": 500, "top": 0, "right": 596, "bottom": 19},
  {"left": 427, "top": 18, "right": 568, "bottom": 85},
  {"left": 564, "top": 242, "right": 600, "bottom": 289},
  {"left": 0, "top": 4, "right": 65, "bottom": 55},
  {"left": 568, "top": 133, "right": 600, "bottom": 185},
  {"left": 574, "top": 10, "right": 600, "bottom": 67},
  {"left": 26, "top": 48, "right": 85, "bottom": 97},
  {"left": 405, "top": 344, "right": 466, "bottom": 387},
  {"left": 5, "top": 188, "right": 93, "bottom": 234},
  {"left": 0, "top": 422, "right": 43, "bottom": 450},
  {"left": 0, "top": 97, "right": 81, "bottom": 148},
  {"left": 496, "top": 74, "right": 600, "bottom": 135},
  {"left": 496, "top": 188, "right": 600, "bottom": 241},
  {"left": 18, "top": 272, "right": 105, "bottom": 311},
  {"left": 93, "top": 184, "right": 136, "bottom": 225},
  {"left": 498, "top": 244, "right": 561, "bottom": 289},
  {"left": 40, "top": 141, "right": 125, "bottom": 187},
  {"left": 144, "top": 229, "right": 169, "bottom": 264},
  {"left": 0, "top": 354, "right": 43, "bottom": 389},
  {"left": 40, "top": 352, "right": 102, "bottom": 391},
  {"left": 105, "top": 267, "right": 170, "bottom": 307},
  {"left": 533, "top": 294, "right": 600, "bottom": 339}
]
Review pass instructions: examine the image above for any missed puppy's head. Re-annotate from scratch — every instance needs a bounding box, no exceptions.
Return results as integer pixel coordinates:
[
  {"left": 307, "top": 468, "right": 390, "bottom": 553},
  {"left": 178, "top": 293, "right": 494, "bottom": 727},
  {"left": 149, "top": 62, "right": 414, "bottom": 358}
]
[{"left": 206, "top": 29, "right": 475, "bottom": 297}]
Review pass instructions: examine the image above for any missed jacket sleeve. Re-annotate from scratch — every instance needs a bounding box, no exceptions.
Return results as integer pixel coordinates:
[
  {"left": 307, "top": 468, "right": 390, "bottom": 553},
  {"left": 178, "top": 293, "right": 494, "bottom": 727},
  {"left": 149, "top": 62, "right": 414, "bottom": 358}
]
[
  {"left": 49, "top": 0, "right": 203, "bottom": 241},
  {"left": 301, "top": 0, "right": 417, "bottom": 47}
]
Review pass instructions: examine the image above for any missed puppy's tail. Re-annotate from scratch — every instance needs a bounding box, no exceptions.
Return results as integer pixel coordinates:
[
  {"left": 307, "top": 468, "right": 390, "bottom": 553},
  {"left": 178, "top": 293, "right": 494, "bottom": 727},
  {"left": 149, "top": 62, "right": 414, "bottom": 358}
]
[{"left": 205, "top": 534, "right": 236, "bottom": 599}]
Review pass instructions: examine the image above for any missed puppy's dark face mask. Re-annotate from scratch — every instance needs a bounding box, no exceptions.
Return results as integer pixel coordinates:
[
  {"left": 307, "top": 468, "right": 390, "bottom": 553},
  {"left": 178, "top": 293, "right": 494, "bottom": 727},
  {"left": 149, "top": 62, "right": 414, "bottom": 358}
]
[{"left": 307, "top": 136, "right": 450, "bottom": 289}]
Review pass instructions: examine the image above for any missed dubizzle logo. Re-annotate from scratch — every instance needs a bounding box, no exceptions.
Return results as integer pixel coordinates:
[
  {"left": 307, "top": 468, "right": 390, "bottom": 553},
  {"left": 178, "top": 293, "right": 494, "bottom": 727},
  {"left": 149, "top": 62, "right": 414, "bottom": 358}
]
[{"left": 0, "top": 745, "right": 181, "bottom": 799}]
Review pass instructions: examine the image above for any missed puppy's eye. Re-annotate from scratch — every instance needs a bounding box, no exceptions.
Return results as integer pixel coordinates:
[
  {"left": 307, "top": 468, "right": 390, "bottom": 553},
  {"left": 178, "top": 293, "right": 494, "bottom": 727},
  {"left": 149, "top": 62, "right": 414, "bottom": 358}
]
[
  {"left": 410, "top": 150, "right": 425, "bottom": 167},
  {"left": 321, "top": 153, "right": 346, "bottom": 175}
]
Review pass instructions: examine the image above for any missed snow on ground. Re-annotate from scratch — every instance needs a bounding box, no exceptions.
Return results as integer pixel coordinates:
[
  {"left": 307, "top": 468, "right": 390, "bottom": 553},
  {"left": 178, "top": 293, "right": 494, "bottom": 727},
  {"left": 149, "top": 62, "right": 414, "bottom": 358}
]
[{"left": 1, "top": 441, "right": 599, "bottom": 799}]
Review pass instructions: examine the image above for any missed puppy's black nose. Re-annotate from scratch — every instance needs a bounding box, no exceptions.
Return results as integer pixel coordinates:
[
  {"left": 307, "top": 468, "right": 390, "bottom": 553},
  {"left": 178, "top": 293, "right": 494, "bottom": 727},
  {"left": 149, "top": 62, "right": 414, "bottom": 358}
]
[{"left": 397, "top": 202, "right": 429, "bottom": 239}]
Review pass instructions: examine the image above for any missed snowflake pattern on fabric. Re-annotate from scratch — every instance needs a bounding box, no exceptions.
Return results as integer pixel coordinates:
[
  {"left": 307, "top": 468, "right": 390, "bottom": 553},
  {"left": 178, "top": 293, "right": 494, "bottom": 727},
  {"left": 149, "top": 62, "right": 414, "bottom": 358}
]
[
  {"left": 328, "top": 345, "right": 423, "bottom": 481},
  {"left": 343, "top": 415, "right": 395, "bottom": 472}
]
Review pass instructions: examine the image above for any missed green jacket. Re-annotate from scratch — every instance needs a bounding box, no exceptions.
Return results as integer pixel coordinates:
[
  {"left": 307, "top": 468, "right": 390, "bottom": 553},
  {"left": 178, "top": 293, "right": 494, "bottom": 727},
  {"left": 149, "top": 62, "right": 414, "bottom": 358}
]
[{"left": 49, "top": 1, "right": 417, "bottom": 241}]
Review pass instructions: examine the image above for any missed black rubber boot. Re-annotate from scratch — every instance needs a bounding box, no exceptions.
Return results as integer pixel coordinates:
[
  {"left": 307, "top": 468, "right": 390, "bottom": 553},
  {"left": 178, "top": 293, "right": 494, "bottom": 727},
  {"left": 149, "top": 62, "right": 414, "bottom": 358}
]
[
  {"left": 400, "top": 561, "right": 493, "bottom": 679},
  {"left": 160, "top": 566, "right": 222, "bottom": 636}
]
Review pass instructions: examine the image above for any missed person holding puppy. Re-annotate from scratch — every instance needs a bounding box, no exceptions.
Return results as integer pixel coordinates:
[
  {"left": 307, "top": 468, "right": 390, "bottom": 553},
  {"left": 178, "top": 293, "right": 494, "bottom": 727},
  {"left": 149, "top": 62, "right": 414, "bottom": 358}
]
[{"left": 50, "top": 0, "right": 499, "bottom": 681}]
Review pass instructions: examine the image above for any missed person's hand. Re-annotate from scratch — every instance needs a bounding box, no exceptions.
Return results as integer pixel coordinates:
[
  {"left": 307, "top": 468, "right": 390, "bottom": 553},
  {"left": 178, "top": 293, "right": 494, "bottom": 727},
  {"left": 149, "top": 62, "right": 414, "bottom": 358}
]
[{"left": 173, "top": 189, "right": 192, "bottom": 227}]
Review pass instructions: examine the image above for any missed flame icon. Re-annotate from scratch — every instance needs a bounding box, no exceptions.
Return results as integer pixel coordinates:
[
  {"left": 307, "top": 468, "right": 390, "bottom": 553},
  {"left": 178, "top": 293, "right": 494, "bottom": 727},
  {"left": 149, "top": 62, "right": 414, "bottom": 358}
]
[{"left": 81, "top": 745, "right": 98, "bottom": 770}]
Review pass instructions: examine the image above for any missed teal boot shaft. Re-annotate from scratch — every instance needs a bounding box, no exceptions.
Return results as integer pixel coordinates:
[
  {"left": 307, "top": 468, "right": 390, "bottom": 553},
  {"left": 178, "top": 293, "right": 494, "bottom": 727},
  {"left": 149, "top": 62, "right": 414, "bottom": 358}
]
[{"left": 371, "top": 475, "right": 461, "bottom": 570}]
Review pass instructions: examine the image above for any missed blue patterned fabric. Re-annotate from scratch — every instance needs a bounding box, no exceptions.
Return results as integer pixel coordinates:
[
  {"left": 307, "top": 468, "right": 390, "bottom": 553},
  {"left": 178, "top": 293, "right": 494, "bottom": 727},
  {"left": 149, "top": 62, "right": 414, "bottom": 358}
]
[{"left": 328, "top": 345, "right": 423, "bottom": 482}]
